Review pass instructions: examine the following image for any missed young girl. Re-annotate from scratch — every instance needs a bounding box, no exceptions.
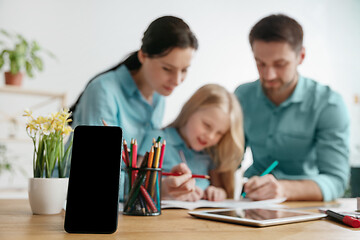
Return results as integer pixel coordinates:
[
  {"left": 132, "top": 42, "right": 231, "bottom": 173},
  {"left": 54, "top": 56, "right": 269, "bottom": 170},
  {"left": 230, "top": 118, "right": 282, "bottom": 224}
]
[{"left": 140, "top": 84, "right": 244, "bottom": 201}]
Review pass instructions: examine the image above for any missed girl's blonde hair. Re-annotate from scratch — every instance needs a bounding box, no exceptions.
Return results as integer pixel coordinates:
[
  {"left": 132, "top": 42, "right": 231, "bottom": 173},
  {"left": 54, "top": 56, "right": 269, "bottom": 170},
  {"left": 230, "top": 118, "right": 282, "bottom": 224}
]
[{"left": 169, "top": 84, "right": 245, "bottom": 173}]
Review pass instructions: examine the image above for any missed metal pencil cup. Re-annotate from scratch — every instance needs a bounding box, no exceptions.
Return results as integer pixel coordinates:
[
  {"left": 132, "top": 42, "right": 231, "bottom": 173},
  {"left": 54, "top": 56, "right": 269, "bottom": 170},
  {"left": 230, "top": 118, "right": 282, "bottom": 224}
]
[{"left": 123, "top": 167, "right": 161, "bottom": 216}]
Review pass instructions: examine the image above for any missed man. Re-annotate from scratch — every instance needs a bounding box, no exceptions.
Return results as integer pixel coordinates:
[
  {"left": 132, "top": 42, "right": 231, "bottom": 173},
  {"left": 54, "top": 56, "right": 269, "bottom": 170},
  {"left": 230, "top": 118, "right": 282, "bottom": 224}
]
[{"left": 235, "top": 14, "right": 349, "bottom": 201}]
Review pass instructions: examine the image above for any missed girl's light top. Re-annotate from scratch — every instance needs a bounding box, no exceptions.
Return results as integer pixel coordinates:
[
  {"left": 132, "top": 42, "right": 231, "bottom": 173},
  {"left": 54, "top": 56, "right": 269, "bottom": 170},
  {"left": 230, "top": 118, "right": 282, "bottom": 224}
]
[
  {"left": 139, "top": 127, "right": 215, "bottom": 190},
  {"left": 71, "top": 65, "right": 165, "bottom": 146}
]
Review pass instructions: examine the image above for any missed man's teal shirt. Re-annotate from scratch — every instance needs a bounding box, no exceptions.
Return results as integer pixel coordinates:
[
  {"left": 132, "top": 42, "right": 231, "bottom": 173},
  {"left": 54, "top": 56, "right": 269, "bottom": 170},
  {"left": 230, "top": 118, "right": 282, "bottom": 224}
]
[{"left": 234, "top": 76, "right": 350, "bottom": 201}]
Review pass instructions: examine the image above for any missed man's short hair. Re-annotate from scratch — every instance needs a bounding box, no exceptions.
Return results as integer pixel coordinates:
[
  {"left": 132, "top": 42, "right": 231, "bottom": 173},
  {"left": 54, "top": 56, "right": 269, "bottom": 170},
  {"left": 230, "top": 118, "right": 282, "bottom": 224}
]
[{"left": 249, "top": 14, "right": 303, "bottom": 53}]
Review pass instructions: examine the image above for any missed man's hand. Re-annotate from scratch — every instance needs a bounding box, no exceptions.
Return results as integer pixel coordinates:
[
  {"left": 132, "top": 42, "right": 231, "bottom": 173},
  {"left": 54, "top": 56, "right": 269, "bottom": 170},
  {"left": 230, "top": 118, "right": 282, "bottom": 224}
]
[
  {"left": 161, "top": 163, "right": 199, "bottom": 201},
  {"left": 243, "top": 175, "right": 324, "bottom": 201},
  {"left": 243, "top": 174, "right": 285, "bottom": 200},
  {"left": 203, "top": 186, "right": 227, "bottom": 201}
]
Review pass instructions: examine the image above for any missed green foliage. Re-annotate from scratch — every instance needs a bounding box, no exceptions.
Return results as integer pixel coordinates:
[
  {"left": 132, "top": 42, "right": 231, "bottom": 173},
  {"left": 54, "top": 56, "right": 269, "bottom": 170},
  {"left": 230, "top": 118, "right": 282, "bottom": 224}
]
[
  {"left": 24, "top": 109, "right": 73, "bottom": 178},
  {"left": 0, "top": 144, "right": 13, "bottom": 175},
  {"left": 31, "top": 131, "right": 73, "bottom": 178},
  {"left": 0, "top": 29, "right": 55, "bottom": 78}
]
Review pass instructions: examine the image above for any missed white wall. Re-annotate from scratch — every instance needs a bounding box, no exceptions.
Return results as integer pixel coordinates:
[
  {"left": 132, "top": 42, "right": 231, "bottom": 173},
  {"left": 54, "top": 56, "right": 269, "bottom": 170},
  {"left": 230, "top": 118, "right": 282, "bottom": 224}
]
[{"left": 1, "top": 0, "right": 360, "bottom": 188}]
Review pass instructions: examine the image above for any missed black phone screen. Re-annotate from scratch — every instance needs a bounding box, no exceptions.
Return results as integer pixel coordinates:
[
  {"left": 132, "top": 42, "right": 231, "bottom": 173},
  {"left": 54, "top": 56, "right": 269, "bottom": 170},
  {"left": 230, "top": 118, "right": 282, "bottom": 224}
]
[{"left": 64, "top": 125, "right": 122, "bottom": 234}]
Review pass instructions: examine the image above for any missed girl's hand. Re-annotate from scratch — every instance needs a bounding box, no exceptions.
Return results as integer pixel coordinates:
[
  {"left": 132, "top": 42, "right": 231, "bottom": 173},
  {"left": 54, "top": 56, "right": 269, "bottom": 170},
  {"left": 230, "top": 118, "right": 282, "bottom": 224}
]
[
  {"left": 161, "top": 163, "right": 196, "bottom": 200},
  {"left": 181, "top": 186, "right": 204, "bottom": 202},
  {"left": 203, "top": 186, "right": 227, "bottom": 201}
]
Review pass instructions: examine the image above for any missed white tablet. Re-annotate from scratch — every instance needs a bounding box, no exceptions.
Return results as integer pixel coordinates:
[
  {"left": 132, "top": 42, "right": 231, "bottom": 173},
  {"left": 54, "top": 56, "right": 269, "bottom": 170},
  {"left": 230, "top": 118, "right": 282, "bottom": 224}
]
[{"left": 188, "top": 208, "right": 326, "bottom": 227}]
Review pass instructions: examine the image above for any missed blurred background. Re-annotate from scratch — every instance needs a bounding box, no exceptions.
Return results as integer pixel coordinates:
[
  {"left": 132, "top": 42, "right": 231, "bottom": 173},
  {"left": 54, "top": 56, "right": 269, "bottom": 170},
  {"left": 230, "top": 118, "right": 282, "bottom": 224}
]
[{"left": 0, "top": 0, "right": 359, "bottom": 197}]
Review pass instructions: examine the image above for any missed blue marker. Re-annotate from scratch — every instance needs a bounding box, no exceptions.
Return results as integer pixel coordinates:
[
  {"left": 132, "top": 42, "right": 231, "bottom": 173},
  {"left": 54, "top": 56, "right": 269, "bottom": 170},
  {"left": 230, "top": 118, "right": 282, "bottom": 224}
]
[{"left": 241, "top": 160, "right": 279, "bottom": 198}]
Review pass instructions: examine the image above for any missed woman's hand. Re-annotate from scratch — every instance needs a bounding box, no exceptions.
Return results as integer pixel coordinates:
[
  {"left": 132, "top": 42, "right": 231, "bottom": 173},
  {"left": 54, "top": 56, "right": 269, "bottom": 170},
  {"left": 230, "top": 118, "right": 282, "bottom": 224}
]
[
  {"left": 161, "top": 163, "right": 198, "bottom": 200},
  {"left": 203, "top": 185, "right": 227, "bottom": 201}
]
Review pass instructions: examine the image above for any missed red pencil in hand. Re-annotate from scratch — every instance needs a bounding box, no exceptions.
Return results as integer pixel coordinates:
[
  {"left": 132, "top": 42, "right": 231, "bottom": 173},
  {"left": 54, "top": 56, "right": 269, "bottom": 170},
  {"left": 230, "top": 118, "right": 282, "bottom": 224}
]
[{"left": 162, "top": 172, "right": 210, "bottom": 179}]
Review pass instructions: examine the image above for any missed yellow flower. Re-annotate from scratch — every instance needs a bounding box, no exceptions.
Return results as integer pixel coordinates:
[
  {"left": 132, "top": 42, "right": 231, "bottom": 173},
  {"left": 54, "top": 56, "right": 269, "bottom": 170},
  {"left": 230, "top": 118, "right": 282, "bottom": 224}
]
[
  {"left": 23, "top": 109, "right": 33, "bottom": 117},
  {"left": 24, "top": 108, "right": 74, "bottom": 178}
]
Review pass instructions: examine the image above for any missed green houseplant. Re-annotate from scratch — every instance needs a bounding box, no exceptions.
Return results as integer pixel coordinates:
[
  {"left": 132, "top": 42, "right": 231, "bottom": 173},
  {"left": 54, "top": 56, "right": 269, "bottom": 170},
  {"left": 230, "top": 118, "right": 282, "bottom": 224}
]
[
  {"left": 0, "top": 29, "right": 55, "bottom": 86},
  {"left": 23, "top": 108, "right": 73, "bottom": 214}
]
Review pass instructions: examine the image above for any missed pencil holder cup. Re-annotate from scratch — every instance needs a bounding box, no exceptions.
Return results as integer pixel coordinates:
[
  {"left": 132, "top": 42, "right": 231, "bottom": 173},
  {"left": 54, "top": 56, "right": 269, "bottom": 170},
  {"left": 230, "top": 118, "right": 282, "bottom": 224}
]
[{"left": 123, "top": 167, "right": 162, "bottom": 216}]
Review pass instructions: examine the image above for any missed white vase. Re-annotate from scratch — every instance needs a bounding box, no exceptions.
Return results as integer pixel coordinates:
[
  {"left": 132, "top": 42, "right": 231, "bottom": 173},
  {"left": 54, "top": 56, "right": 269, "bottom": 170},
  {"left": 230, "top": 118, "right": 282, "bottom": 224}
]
[{"left": 28, "top": 178, "right": 69, "bottom": 215}]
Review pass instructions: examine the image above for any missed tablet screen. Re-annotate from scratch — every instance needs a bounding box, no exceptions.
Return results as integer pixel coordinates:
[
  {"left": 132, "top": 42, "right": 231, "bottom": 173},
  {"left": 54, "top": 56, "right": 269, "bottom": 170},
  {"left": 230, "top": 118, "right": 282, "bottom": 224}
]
[
  {"left": 189, "top": 208, "right": 326, "bottom": 227},
  {"left": 212, "top": 208, "right": 308, "bottom": 220}
]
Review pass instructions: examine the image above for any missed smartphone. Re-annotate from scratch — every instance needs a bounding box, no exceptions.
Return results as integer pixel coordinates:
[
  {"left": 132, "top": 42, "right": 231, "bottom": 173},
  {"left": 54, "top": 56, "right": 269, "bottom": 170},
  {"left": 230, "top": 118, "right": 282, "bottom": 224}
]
[{"left": 64, "top": 125, "right": 122, "bottom": 234}]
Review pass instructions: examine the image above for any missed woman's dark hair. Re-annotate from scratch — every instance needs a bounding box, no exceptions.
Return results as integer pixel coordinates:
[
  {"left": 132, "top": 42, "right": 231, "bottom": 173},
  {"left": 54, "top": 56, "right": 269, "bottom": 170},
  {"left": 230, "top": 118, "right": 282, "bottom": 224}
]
[
  {"left": 249, "top": 14, "right": 303, "bottom": 53},
  {"left": 69, "top": 16, "right": 198, "bottom": 121}
]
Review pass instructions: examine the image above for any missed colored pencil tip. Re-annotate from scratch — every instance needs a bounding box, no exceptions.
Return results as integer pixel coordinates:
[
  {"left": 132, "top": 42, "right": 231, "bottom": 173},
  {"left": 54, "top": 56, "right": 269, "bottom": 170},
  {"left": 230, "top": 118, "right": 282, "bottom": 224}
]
[{"left": 102, "top": 119, "right": 108, "bottom": 126}]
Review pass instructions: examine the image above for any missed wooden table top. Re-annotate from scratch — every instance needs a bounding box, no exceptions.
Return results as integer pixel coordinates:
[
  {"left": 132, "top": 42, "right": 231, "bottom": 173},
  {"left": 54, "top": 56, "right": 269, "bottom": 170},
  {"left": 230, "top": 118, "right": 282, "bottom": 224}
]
[{"left": 0, "top": 199, "right": 359, "bottom": 240}]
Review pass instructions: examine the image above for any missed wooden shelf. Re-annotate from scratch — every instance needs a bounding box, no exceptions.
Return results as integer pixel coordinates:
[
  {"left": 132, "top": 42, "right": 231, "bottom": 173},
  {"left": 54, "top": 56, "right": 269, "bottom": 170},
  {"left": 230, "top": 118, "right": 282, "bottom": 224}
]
[
  {"left": 0, "top": 86, "right": 68, "bottom": 143},
  {"left": 0, "top": 85, "right": 67, "bottom": 108}
]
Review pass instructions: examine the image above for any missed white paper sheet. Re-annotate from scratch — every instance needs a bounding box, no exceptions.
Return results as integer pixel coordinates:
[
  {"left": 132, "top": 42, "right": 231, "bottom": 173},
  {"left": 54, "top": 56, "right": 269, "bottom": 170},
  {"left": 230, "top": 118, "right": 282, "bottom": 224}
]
[{"left": 161, "top": 197, "right": 286, "bottom": 210}]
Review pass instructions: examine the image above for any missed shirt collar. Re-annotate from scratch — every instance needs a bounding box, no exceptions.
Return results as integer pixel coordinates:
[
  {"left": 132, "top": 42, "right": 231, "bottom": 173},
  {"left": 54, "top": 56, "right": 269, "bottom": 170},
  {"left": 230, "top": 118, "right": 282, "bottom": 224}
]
[
  {"left": 117, "top": 65, "right": 162, "bottom": 108},
  {"left": 166, "top": 127, "right": 186, "bottom": 147},
  {"left": 288, "top": 75, "right": 305, "bottom": 101},
  {"left": 166, "top": 127, "right": 208, "bottom": 157},
  {"left": 256, "top": 75, "right": 306, "bottom": 107},
  {"left": 116, "top": 65, "right": 138, "bottom": 97}
]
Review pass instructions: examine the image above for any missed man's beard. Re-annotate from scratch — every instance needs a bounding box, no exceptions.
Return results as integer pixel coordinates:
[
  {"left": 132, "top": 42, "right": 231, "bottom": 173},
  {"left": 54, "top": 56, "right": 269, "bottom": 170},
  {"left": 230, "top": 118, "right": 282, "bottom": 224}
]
[{"left": 262, "top": 73, "right": 298, "bottom": 96}]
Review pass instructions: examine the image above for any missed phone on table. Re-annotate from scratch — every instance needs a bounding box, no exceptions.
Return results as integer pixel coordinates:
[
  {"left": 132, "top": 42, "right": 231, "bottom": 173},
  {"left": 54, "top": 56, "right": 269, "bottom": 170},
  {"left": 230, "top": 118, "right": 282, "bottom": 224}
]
[{"left": 64, "top": 125, "right": 123, "bottom": 234}]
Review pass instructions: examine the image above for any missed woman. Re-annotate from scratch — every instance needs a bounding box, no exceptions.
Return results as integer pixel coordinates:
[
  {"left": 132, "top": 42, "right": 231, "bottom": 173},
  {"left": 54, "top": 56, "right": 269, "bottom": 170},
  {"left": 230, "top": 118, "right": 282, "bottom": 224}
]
[{"left": 69, "top": 16, "right": 199, "bottom": 200}]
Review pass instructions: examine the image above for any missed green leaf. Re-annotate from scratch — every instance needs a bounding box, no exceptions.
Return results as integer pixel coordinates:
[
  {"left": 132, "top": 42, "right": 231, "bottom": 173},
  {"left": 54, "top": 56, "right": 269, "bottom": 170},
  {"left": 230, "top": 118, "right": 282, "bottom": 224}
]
[
  {"left": 16, "top": 55, "right": 26, "bottom": 70},
  {"left": 35, "top": 138, "right": 45, "bottom": 178},
  {"left": 0, "top": 57, "right": 4, "bottom": 69},
  {"left": 15, "top": 42, "right": 27, "bottom": 56},
  {"left": 0, "top": 29, "right": 11, "bottom": 38},
  {"left": 25, "top": 61, "right": 33, "bottom": 77},
  {"left": 33, "top": 56, "right": 43, "bottom": 71},
  {"left": 10, "top": 60, "right": 20, "bottom": 74},
  {"left": 31, "top": 41, "right": 40, "bottom": 52},
  {"left": 60, "top": 137, "right": 73, "bottom": 178},
  {"left": 16, "top": 34, "right": 28, "bottom": 47},
  {"left": 45, "top": 49, "right": 56, "bottom": 60}
]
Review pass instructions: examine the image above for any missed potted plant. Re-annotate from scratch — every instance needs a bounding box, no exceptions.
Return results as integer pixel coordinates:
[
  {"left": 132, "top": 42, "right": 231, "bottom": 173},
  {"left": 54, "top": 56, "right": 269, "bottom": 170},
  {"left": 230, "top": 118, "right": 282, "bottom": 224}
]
[
  {"left": 0, "top": 29, "right": 55, "bottom": 86},
  {"left": 23, "top": 108, "right": 73, "bottom": 214}
]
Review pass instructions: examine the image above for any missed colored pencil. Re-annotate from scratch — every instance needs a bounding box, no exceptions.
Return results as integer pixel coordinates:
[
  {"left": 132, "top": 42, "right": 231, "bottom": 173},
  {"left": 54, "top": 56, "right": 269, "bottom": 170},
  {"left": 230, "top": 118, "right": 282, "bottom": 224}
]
[
  {"left": 159, "top": 140, "right": 166, "bottom": 168},
  {"left": 152, "top": 142, "right": 161, "bottom": 168},
  {"left": 179, "top": 150, "right": 187, "bottom": 164},
  {"left": 122, "top": 150, "right": 128, "bottom": 166},
  {"left": 162, "top": 172, "right": 210, "bottom": 179},
  {"left": 149, "top": 142, "right": 161, "bottom": 197},
  {"left": 140, "top": 186, "right": 157, "bottom": 212},
  {"left": 145, "top": 146, "right": 154, "bottom": 189},
  {"left": 123, "top": 139, "right": 130, "bottom": 167},
  {"left": 241, "top": 160, "right": 279, "bottom": 198},
  {"left": 132, "top": 139, "right": 138, "bottom": 185}
]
